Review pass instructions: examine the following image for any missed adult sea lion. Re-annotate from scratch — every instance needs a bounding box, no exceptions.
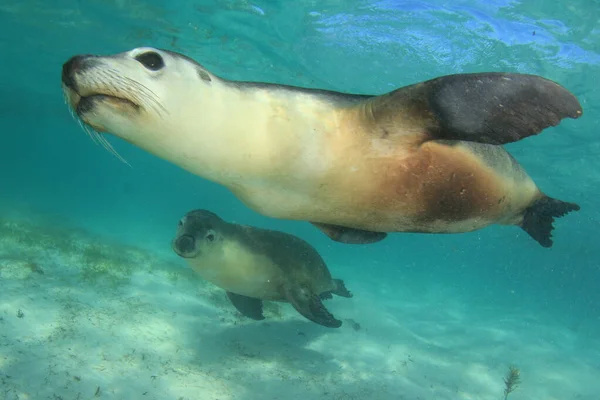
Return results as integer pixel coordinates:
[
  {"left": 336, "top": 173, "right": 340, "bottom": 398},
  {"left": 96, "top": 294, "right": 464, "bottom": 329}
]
[
  {"left": 61, "top": 47, "right": 583, "bottom": 248},
  {"left": 172, "top": 209, "right": 353, "bottom": 328}
]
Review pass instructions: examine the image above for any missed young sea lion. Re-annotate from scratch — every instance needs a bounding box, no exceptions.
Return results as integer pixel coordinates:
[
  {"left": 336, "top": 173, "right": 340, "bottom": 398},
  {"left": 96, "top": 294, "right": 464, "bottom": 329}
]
[{"left": 172, "top": 209, "right": 353, "bottom": 328}]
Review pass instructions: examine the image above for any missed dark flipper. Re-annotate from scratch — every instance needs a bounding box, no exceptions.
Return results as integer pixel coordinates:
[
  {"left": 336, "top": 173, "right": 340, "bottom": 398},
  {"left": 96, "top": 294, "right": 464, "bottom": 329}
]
[
  {"left": 285, "top": 285, "right": 342, "bottom": 328},
  {"left": 520, "top": 195, "right": 580, "bottom": 248},
  {"left": 226, "top": 291, "right": 265, "bottom": 320},
  {"left": 366, "top": 72, "right": 582, "bottom": 145},
  {"left": 320, "top": 292, "right": 333, "bottom": 300},
  {"left": 331, "top": 279, "right": 353, "bottom": 298},
  {"left": 320, "top": 279, "right": 353, "bottom": 300},
  {"left": 311, "top": 222, "right": 387, "bottom": 244}
]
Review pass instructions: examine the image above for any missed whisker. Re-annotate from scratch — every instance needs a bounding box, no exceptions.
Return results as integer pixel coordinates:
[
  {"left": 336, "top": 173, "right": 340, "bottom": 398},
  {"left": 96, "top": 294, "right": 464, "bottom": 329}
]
[
  {"left": 101, "top": 69, "right": 168, "bottom": 117},
  {"left": 78, "top": 119, "right": 100, "bottom": 145},
  {"left": 121, "top": 76, "right": 168, "bottom": 115},
  {"left": 63, "top": 67, "right": 157, "bottom": 168},
  {"left": 63, "top": 87, "right": 100, "bottom": 145},
  {"left": 100, "top": 137, "right": 132, "bottom": 167},
  {"left": 62, "top": 84, "right": 129, "bottom": 166},
  {"left": 87, "top": 127, "right": 132, "bottom": 167}
]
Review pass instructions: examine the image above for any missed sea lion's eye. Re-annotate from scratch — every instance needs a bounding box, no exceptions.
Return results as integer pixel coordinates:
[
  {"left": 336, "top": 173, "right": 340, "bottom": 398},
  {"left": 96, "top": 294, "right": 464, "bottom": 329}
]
[
  {"left": 135, "top": 51, "right": 165, "bottom": 71},
  {"left": 204, "top": 229, "right": 215, "bottom": 242}
]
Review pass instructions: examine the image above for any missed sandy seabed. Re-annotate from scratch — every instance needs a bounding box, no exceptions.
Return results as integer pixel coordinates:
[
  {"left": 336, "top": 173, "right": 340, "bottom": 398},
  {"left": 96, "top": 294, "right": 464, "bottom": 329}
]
[{"left": 1, "top": 216, "right": 598, "bottom": 400}]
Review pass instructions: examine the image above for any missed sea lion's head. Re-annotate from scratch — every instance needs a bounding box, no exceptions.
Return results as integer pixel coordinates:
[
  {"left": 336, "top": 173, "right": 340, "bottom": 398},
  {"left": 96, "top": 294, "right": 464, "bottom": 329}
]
[
  {"left": 61, "top": 47, "right": 215, "bottom": 143},
  {"left": 172, "top": 209, "right": 224, "bottom": 258}
]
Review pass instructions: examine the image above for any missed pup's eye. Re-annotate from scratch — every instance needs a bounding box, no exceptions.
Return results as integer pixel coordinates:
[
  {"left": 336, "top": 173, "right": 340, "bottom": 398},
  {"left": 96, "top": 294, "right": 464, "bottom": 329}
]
[
  {"left": 206, "top": 233, "right": 215, "bottom": 242},
  {"left": 135, "top": 51, "right": 165, "bottom": 71}
]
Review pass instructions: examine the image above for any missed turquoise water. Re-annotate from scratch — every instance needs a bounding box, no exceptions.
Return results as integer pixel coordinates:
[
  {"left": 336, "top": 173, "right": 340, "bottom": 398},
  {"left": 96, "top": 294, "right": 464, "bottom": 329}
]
[{"left": 1, "top": 0, "right": 599, "bottom": 398}]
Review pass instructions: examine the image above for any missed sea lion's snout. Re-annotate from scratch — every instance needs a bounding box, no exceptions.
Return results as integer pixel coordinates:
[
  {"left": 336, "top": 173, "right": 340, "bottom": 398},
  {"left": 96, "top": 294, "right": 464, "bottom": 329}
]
[
  {"left": 62, "top": 56, "right": 83, "bottom": 91},
  {"left": 61, "top": 55, "right": 96, "bottom": 92},
  {"left": 61, "top": 52, "right": 145, "bottom": 133},
  {"left": 61, "top": 54, "right": 106, "bottom": 120},
  {"left": 173, "top": 234, "right": 197, "bottom": 258}
]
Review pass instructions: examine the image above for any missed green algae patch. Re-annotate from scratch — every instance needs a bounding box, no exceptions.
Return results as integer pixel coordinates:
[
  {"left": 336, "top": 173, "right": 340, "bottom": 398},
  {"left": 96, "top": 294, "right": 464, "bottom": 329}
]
[
  {"left": 77, "top": 242, "right": 137, "bottom": 286},
  {"left": 0, "top": 259, "right": 44, "bottom": 280},
  {"left": 0, "top": 214, "right": 183, "bottom": 289}
]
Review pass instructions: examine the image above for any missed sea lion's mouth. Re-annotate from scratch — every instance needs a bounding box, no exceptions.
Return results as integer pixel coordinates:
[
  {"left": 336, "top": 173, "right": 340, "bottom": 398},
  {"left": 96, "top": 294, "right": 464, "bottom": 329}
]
[
  {"left": 62, "top": 84, "right": 141, "bottom": 133},
  {"left": 63, "top": 85, "right": 140, "bottom": 116},
  {"left": 61, "top": 84, "right": 136, "bottom": 164},
  {"left": 77, "top": 94, "right": 140, "bottom": 114}
]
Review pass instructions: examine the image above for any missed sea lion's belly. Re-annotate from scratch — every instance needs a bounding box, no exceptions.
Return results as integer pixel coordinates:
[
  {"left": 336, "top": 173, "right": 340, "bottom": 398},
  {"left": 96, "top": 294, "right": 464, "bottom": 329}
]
[
  {"left": 232, "top": 139, "right": 541, "bottom": 234},
  {"left": 187, "top": 242, "right": 286, "bottom": 300},
  {"left": 344, "top": 140, "right": 542, "bottom": 233}
]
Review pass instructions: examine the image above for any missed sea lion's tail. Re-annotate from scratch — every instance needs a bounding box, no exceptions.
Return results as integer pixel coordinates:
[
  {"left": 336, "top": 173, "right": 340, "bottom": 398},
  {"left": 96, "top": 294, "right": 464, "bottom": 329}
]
[{"left": 520, "top": 195, "right": 580, "bottom": 248}]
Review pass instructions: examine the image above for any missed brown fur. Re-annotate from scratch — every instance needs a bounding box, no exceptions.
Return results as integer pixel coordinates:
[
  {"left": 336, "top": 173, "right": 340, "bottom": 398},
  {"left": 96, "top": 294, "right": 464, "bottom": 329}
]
[{"left": 278, "top": 106, "right": 541, "bottom": 234}]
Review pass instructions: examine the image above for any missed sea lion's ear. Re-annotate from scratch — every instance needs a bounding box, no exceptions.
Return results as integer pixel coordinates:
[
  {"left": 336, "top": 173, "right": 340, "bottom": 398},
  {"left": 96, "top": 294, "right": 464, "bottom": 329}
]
[{"left": 362, "top": 72, "right": 582, "bottom": 145}]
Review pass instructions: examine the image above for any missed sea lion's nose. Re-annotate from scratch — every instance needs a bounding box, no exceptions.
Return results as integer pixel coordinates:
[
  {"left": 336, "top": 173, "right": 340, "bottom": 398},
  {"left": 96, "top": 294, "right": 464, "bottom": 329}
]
[
  {"left": 175, "top": 235, "right": 196, "bottom": 255},
  {"left": 61, "top": 55, "right": 93, "bottom": 91}
]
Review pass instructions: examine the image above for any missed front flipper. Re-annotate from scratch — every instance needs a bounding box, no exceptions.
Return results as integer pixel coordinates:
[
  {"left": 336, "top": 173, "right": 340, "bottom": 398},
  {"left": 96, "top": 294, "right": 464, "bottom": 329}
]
[
  {"left": 365, "top": 72, "right": 582, "bottom": 145},
  {"left": 226, "top": 291, "right": 265, "bottom": 320},
  {"left": 311, "top": 222, "right": 387, "bottom": 244},
  {"left": 284, "top": 285, "right": 342, "bottom": 328}
]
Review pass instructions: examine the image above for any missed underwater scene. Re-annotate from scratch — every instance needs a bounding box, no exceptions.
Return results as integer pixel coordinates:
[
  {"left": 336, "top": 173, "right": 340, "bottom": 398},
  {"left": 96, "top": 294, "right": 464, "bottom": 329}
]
[{"left": 1, "top": 0, "right": 599, "bottom": 399}]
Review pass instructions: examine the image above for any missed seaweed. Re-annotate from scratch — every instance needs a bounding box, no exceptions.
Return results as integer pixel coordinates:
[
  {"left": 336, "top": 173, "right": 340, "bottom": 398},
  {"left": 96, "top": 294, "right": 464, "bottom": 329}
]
[{"left": 503, "top": 365, "right": 521, "bottom": 400}]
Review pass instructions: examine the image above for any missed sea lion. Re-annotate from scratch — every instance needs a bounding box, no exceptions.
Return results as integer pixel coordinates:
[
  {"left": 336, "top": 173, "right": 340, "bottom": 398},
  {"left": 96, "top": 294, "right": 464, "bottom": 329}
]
[
  {"left": 61, "top": 47, "right": 583, "bottom": 248},
  {"left": 171, "top": 209, "right": 353, "bottom": 328}
]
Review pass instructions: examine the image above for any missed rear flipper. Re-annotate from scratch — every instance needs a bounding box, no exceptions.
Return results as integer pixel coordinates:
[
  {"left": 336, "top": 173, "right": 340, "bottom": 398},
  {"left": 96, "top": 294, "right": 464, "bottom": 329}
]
[
  {"left": 320, "top": 279, "right": 353, "bottom": 300},
  {"left": 332, "top": 279, "right": 353, "bottom": 298},
  {"left": 226, "top": 291, "right": 265, "bottom": 320},
  {"left": 520, "top": 195, "right": 580, "bottom": 248},
  {"left": 365, "top": 72, "right": 583, "bottom": 145},
  {"left": 285, "top": 285, "right": 342, "bottom": 328}
]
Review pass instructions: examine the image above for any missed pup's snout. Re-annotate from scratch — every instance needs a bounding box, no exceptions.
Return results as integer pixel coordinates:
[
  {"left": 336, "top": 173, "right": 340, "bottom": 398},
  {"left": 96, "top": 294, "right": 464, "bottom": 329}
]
[{"left": 173, "top": 234, "right": 195, "bottom": 256}]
